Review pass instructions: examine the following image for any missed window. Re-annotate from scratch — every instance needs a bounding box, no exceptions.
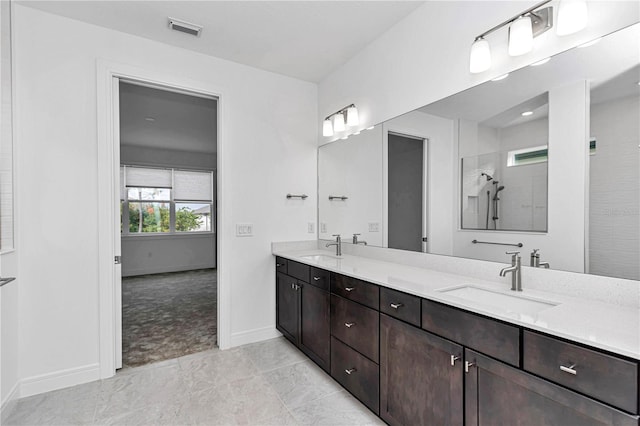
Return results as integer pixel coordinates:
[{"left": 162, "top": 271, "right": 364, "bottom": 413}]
[
  {"left": 507, "top": 145, "right": 548, "bottom": 167},
  {"left": 120, "top": 166, "right": 214, "bottom": 235}
]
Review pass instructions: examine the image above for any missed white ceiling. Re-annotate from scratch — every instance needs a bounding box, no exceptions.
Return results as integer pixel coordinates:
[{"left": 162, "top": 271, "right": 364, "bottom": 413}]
[
  {"left": 20, "top": 0, "right": 425, "bottom": 82},
  {"left": 119, "top": 81, "right": 217, "bottom": 153}
]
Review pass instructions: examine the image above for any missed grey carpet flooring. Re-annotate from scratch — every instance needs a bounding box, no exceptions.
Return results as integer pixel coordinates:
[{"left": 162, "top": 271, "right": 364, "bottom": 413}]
[{"left": 122, "top": 269, "right": 217, "bottom": 368}]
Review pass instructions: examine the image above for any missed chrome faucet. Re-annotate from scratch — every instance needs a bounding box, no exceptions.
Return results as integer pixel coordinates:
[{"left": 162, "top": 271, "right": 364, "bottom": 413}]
[
  {"left": 500, "top": 251, "right": 522, "bottom": 291},
  {"left": 352, "top": 233, "right": 367, "bottom": 245},
  {"left": 326, "top": 234, "right": 342, "bottom": 256},
  {"left": 530, "top": 249, "right": 550, "bottom": 268}
]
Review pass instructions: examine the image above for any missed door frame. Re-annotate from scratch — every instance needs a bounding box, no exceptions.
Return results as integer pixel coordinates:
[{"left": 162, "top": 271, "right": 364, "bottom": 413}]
[
  {"left": 96, "top": 60, "right": 228, "bottom": 379},
  {"left": 382, "top": 126, "right": 430, "bottom": 253}
]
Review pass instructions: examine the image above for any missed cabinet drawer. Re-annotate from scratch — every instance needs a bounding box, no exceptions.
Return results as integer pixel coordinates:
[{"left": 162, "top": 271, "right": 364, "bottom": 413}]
[
  {"left": 331, "top": 274, "right": 379, "bottom": 310},
  {"left": 309, "top": 267, "right": 330, "bottom": 291},
  {"left": 422, "top": 299, "right": 520, "bottom": 366},
  {"left": 275, "top": 257, "right": 288, "bottom": 274},
  {"left": 287, "top": 260, "right": 310, "bottom": 283},
  {"left": 380, "top": 287, "right": 421, "bottom": 327},
  {"left": 523, "top": 331, "right": 638, "bottom": 414},
  {"left": 331, "top": 294, "right": 379, "bottom": 362},
  {"left": 331, "top": 336, "right": 380, "bottom": 415}
]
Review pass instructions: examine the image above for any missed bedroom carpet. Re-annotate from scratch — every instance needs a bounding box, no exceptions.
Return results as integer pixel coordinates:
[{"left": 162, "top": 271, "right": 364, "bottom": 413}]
[{"left": 122, "top": 269, "right": 217, "bottom": 368}]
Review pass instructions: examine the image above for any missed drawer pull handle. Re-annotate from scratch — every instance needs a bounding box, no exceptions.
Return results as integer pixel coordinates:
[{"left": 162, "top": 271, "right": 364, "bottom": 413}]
[
  {"left": 465, "top": 361, "right": 475, "bottom": 373},
  {"left": 390, "top": 302, "right": 404, "bottom": 309},
  {"left": 560, "top": 364, "right": 577, "bottom": 375},
  {"left": 313, "top": 276, "right": 321, "bottom": 281},
  {"left": 344, "top": 322, "right": 355, "bottom": 328},
  {"left": 291, "top": 283, "right": 295, "bottom": 289},
  {"left": 450, "top": 355, "right": 461, "bottom": 366},
  {"left": 345, "top": 368, "right": 357, "bottom": 375},
  {"left": 344, "top": 287, "right": 355, "bottom": 292},
  {"left": 276, "top": 263, "right": 284, "bottom": 267}
]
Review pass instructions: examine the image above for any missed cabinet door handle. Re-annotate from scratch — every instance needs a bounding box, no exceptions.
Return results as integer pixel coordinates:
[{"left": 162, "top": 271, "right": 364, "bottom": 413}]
[
  {"left": 560, "top": 364, "right": 577, "bottom": 375},
  {"left": 344, "top": 287, "right": 355, "bottom": 292},
  {"left": 291, "top": 283, "right": 295, "bottom": 289},
  {"left": 450, "top": 355, "right": 461, "bottom": 366},
  {"left": 344, "top": 322, "right": 355, "bottom": 328},
  {"left": 390, "top": 302, "right": 404, "bottom": 309},
  {"left": 465, "top": 361, "right": 475, "bottom": 373},
  {"left": 276, "top": 263, "right": 283, "bottom": 267},
  {"left": 313, "top": 276, "right": 321, "bottom": 281},
  {"left": 345, "top": 368, "right": 357, "bottom": 375}
]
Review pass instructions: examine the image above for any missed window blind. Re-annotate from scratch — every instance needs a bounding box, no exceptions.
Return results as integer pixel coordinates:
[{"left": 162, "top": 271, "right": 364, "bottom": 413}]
[
  {"left": 174, "top": 170, "right": 213, "bottom": 201},
  {"left": 125, "top": 166, "right": 172, "bottom": 188}
]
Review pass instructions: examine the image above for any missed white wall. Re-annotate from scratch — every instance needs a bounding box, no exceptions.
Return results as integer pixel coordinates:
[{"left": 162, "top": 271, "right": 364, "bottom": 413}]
[
  {"left": 590, "top": 95, "right": 640, "bottom": 280},
  {"left": 13, "top": 5, "right": 316, "bottom": 396},
  {"left": 318, "top": 1, "right": 639, "bottom": 134}
]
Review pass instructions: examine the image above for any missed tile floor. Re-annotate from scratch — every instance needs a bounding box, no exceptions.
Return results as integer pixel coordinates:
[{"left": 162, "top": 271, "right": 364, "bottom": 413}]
[{"left": 2, "top": 337, "right": 383, "bottom": 426}]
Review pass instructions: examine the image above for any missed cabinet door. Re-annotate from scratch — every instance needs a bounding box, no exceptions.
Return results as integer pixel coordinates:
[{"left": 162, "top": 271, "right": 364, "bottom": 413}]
[
  {"left": 300, "top": 283, "right": 330, "bottom": 372},
  {"left": 465, "top": 349, "right": 639, "bottom": 426},
  {"left": 380, "top": 314, "right": 463, "bottom": 426},
  {"left": 276, "top": 272, "right": 299, "bottom": 344}
]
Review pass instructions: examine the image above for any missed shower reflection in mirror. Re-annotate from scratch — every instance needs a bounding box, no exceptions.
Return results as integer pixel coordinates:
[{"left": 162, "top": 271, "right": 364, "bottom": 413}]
[{"left": 460, "top": 93, "right": 548, "bottom": 232}]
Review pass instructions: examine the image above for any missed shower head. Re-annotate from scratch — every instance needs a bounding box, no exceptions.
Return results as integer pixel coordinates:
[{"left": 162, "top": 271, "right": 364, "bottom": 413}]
[
  {"left": 481, "top": 172, "right": 494, "bottom": 181},
  {"left": 496, "top": 185, "right": 505, "bottom": 192}
]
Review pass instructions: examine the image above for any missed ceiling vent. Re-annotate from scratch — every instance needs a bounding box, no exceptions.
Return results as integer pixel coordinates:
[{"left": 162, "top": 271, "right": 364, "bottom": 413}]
[{"left": 168, "top": 18, "right": 202, "bottom": 37}]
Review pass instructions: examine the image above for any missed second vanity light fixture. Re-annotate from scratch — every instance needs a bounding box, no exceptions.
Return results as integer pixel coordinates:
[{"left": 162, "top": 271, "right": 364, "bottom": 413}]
[
  {"left": 470, "top": 0, "right": 588, "bottom": 73},
  {"left": 322, "top": 104, "right": 359, "bottom": 137}
]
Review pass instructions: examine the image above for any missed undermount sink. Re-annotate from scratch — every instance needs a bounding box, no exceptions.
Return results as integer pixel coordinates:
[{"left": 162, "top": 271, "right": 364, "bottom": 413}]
[
  {"left": 438, "top": 285, "right": 559, "bottom": 316},
  {"left": 299, "top": 254, "right": 340, "bottom": 262}
]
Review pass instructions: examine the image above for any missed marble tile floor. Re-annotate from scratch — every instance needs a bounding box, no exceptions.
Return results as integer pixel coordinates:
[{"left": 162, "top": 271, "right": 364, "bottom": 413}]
[{"left": 3, "top": 337, "right": 383, "bottom": 426}]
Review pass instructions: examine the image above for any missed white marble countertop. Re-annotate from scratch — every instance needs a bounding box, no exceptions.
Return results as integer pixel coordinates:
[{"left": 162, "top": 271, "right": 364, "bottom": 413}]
[{"left": 273, "top": 247, "right": 640, "bottom": 361}]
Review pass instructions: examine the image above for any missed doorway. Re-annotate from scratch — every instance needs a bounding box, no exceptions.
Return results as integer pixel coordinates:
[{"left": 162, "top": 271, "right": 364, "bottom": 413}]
[
  {"left": 387, "top": 132, "right": 428, "bottom": 252},
  {"left": 117, "top": 80, "right": 218, "bottom": 368}
]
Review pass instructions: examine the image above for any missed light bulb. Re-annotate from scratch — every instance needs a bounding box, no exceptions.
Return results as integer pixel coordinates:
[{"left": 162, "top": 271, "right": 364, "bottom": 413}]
[
  {"left": 469, "top": 37, "right": 491, "bottom": 73},
  {"left": 322, "top": 119, "right": 333, "bottom": 137},
  {"left": 509, "top": 15, "right": 533, "bottom": 56},
  {"left": 333, "top": 113, "right": 345, "bottom": 132},
  {"left": 346, "top": 106, "right": 359, "bottom": 126},
  {"left": 557, "top": 0, "right": 588, "bottom": 36}
]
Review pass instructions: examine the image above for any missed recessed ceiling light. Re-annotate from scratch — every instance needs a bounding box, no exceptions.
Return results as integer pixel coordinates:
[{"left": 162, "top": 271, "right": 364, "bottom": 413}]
[
  {"left": 637, "top": 81, "right": 640, "bottom": 86},
  {"left": 144, "top": 117, "right": 156, "bottom": 122},
  {"left": 492, "top": 73, "right": 509, "bottom": 81},
  {"left": 578, "top": 38, "right": 601, "bottom": 48},
  {"left": 530, "top": 57, "right": 551, "bottom": 66},
  {"left": 521, "top": 111, "right": 533, "bottom": 117}
]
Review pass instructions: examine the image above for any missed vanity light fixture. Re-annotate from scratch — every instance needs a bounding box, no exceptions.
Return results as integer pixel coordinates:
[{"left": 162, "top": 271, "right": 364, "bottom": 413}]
[
  {"left": 469, "top": 0, "right": 588, "bottom": 74},
  {"left": 521, "top": 111, "right": 534, "bottom": 117},
  {"left": 530, "top": 57, "right": 551, "bottom": 66},
  {"left": 323, "top": 104, "right": 359, "bottom": 137},
  {"left": 556, "top": 0, "right": 588, "bottom": 36},
  {"left": 491, "top": 73, "right": 510, "bottom": 81}
]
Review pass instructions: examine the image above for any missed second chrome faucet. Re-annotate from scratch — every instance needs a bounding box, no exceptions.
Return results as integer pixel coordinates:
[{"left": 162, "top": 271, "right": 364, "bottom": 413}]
[
  {"left": 500, "top": 251, "right": 522, "bottom": 291},
  {"left": 326, "top": 234, "right": 342, "bottom": 256}
]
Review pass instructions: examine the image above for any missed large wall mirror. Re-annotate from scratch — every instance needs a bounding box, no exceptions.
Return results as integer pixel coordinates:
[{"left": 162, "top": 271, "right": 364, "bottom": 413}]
[{"left": 318, "top": 23, "right": 639, "bottom": 281}]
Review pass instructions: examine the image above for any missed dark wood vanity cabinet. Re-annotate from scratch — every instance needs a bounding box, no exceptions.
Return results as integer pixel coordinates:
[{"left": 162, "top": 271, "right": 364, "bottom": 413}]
[
  {"left": 276, "top": 258, "right": 640, "bottom": 425},
  {"left": 380, "top": 314, "right": 463, "bottom": 426},
  {"left": 275, "top": 258, "right": 330, "bottom": 372},
  {"left": 465, "top": 349, "right": 638, "bottom": 426}
]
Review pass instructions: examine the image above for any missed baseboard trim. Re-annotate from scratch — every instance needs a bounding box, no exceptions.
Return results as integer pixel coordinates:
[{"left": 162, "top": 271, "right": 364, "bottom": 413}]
[
  {"left": 230, "top": 326, "right": 281, "bottom": 347},
  {"left": 19, "top": 363, "right": 101, "bottom": 399},
  {"left": 1, "top": 380, "right": 19, "bottom": 420},
  {"left": 122, "top": 263, "right": 216, "bottom": 277}
]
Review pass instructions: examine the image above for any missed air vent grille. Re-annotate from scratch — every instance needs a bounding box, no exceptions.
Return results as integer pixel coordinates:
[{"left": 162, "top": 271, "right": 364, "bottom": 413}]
[{"left": 168, "top": 18, "right": 202, "bottom": 37}]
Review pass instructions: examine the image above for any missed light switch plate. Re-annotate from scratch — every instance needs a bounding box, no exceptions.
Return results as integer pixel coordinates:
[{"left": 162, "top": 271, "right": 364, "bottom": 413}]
[
  {"left": 320, "top": 223, "right": 327, "bottom": 234},
  {"left": 368, "top": 222, "right": 380, "bottom": 232},
  {"left": 307, "top": 222, "right": 315, "bottom": 233},
  {"left": 236, "top": 223, "right": 253, "bottom": 237}
]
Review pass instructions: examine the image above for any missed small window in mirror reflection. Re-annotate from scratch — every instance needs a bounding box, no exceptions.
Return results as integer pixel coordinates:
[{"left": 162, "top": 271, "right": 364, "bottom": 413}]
[
  {"left": 507, "top": 145, "right": 548, "bottom": 167},
  {"left": 589, "top": 138, "right": 596, "bottom": 155}
]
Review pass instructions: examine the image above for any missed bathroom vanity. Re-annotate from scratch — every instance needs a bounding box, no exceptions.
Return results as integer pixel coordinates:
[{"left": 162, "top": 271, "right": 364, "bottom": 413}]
[{"left": 273, "top": 247, "right": 639, "bottom": 425}]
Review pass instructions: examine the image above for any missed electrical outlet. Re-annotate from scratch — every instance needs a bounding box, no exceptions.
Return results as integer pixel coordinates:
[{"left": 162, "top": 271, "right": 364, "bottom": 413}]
[
  {"left": 320, "top": 223, "right": 327, "bottom": 234},
  {"left": 307, "top": 222, "right": 315, "bottom": 233},
  {"left": 236, "top": 223, "right": 253, "bottom": 237},
  {"left": 368, "top": 222, "right": 380, "bottom": 232}
]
